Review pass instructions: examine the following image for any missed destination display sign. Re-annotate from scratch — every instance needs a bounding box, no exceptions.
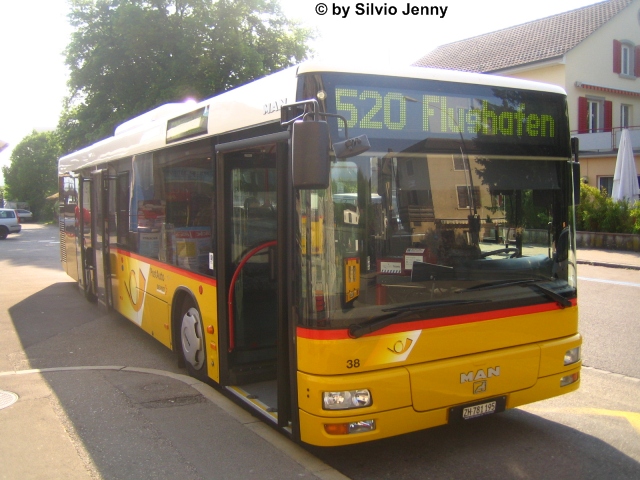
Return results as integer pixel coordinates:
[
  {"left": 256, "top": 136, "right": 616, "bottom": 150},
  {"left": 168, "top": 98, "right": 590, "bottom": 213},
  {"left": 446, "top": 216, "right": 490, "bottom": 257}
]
[
  {"left": 320, "top": 74, "right": 571, "bottom": 157},
  {"left": 336, "top": 87, "right": 558, "bottom": 139}
]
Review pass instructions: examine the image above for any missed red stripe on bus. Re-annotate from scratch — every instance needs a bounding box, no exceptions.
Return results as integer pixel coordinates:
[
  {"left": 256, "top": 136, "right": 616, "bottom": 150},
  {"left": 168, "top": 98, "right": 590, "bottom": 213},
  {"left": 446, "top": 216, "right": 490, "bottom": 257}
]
[
  {"left": 296, "top": 299, "right": 577, "bottom": 340},
  {"left": 115, "top": 248, "right": 217, "bottom": 286}
]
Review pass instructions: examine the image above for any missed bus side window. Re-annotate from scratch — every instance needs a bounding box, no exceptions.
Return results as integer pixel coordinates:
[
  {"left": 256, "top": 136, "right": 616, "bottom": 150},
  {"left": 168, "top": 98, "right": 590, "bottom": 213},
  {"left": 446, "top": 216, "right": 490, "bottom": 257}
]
[
  {"left": 155, "top": 142, "right": 215, "bottom": 275},
  {"left": 116, "top": 171, "right": 131, "bottom": 248}
]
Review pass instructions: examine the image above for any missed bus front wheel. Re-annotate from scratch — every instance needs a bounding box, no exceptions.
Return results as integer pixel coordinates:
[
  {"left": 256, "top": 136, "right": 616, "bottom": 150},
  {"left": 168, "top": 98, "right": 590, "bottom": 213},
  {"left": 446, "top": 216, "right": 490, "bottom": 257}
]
[{"left": 179, "top": 297, "right": 208, "bottom": 381}]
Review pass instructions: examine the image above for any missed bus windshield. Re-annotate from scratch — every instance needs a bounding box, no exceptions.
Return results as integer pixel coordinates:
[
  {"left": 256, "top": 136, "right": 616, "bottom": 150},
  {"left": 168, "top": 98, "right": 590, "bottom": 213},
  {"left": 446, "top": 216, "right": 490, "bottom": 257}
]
[{"left": 295, "top": 74, "right": 576, "bottom": 331}]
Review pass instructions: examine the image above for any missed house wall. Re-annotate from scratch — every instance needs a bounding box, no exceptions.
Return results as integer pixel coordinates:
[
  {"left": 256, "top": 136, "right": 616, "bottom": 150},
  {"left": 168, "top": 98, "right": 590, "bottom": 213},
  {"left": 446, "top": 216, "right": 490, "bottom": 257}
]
[
  {"left": 579, "top": 156, "right": 616, "bottom": 189},
  {"left": 565, "top": 0, "right": 640, "bottom": 134},
  {"left": 567, "top": 1, "right": 640, "bottom": 190},
  {"left": 579, "top": 154, "right": 640, "bottom": 190},
  {"left": 499, "top": 0, "right": 640, "bottom": 195},
  {"left": 506, "top": 63, "right": 567, "bottom": 89}
]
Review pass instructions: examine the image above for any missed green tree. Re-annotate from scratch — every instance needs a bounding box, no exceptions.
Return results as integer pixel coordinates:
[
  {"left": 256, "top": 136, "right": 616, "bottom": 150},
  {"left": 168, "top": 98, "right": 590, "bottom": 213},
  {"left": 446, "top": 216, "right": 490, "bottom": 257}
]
[
  {"left": 2, "top": 131, "right": 61, "bottom": 220},
  {"left": 59, "top": 0, "right": 313, "bottom": 153}
]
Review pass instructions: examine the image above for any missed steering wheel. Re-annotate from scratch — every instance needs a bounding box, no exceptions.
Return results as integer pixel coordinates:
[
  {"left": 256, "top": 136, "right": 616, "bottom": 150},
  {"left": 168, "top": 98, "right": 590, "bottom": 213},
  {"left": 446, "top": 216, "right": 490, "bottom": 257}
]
[{"left": 479, "top": 247, "right": 520, "bottom": 259}]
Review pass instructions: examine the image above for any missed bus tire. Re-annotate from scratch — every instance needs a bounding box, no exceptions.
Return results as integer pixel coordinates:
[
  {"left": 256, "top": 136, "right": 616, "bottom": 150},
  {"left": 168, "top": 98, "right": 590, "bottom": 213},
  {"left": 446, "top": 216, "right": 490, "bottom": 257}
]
[{"left": 179, "top": 297, "right": 208, "bottom": 381}]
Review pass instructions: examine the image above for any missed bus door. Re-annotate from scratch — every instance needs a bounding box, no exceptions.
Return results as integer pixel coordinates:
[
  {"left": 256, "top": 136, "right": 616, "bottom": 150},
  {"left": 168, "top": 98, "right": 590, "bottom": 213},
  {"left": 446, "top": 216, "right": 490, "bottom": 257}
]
[
  {"left": 79, "top": 176, "right": 97, "bottom": 301},
  {"left": 82, "top": 169, "right": 112, "bottom": 308},
  {"left": 216, "top": 134, "right": 292, "bottom": 430},
  {"left": 58, "top": 175, "right": 81, "bottom": 282}
]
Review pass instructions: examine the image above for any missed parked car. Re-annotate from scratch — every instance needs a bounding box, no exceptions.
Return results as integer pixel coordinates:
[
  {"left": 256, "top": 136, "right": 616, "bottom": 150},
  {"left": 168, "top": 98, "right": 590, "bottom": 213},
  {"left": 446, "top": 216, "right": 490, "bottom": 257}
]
[
  {"left": 16, "top": 209, "right": 33, "bottom": 222},
  {"left": 0, "top": 208, "right": 22, "bottom": 239}
]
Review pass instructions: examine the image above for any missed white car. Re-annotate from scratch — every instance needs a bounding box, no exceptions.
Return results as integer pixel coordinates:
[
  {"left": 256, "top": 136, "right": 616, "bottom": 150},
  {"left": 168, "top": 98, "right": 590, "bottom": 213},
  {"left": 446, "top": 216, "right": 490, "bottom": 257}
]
[
  {"left": 16, "top": 209, "right": 33, "bottom": 222},
  {"left": 0, "top": 208, "right": 22, "bottom": 239}
]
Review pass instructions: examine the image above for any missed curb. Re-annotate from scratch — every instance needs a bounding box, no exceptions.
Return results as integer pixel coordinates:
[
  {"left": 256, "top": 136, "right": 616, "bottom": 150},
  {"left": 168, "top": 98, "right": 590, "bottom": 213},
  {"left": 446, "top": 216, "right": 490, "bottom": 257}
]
[{"left": 576, "top": 259, "right": 640, "bottom": 271}]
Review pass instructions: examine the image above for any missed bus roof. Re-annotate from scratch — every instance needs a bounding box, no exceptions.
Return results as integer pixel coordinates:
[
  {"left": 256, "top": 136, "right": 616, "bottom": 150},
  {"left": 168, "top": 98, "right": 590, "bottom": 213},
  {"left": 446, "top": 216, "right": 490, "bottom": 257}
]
[
  {"left": 297, "top": 61, "right": 566, "bottom": 95},
  {"left": 59, "top": 62, "right": 567, "bottom": 174}
]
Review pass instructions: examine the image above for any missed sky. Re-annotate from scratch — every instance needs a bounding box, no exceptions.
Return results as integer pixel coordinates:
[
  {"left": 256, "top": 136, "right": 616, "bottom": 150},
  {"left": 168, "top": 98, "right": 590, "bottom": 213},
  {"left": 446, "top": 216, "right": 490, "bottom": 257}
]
[{"left": 0, "top": 0, "right": 603, "bottom": 184}]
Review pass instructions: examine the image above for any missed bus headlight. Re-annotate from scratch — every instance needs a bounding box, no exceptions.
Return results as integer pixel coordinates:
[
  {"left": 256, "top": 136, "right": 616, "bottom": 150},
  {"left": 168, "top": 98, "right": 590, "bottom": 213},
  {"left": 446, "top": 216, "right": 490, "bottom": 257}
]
[
  {"left": 564, "top": 347, "right": 581, "bottom": 366},
  {"left": 323, "top": 389, "right": 372, "bottom": 410}
]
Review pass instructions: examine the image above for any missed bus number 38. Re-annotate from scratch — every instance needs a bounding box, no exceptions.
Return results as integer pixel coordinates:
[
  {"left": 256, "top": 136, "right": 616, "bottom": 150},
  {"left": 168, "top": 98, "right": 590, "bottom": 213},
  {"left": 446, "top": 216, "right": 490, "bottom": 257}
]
[{"left": 346, "top": 359, "right": 361, "bottom": 369}]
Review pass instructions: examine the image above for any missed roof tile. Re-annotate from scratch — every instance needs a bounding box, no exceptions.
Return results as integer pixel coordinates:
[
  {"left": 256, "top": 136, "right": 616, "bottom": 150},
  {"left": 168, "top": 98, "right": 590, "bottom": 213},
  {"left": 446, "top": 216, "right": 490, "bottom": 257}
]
[{"left": 412, "top": 0, "right": 633, "bottom": 72}]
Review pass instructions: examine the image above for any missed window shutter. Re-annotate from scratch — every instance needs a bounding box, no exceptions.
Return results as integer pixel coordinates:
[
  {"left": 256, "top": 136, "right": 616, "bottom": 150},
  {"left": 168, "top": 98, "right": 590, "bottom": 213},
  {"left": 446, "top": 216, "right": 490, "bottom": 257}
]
[
  {"left": 604, "top": 101, "right": 612, "bottom": 133},
  {"left": 613, "top": 40, "right": 621, "bottom": 74},
  {"left": 578, "top": 97, "right": 588, "bottom": 134},
  {"left": 635, "top": 45, "right": 640, "bottom": 77}
]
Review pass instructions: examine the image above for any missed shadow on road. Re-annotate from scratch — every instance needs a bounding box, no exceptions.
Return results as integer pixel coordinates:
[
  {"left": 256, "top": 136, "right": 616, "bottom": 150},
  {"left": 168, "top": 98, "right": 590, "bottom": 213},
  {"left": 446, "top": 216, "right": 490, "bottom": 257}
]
[
  {"left": 5, "top": 282, "right": 313, "bottom": 479},
  {"left": 306, "top": 409, "right": 640, "bottom": 479},
  {"left": 8, "top": 282, "right": 179, "bottom": 371}
]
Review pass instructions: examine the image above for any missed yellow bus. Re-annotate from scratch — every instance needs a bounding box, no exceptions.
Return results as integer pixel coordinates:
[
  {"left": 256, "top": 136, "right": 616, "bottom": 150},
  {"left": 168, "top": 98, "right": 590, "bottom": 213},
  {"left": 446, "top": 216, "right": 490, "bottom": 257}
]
[{"left": 58, "top": 62, "right": 581, "bottom": 446}]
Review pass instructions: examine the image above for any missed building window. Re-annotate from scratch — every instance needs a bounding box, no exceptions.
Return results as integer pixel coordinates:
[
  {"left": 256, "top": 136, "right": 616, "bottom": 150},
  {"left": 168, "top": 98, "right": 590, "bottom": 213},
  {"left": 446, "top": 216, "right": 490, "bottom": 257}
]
[
  {"left": 621, "top": 104, "right": 632, "bottom": 129},
  {"left": 598, "top": 176, "right": 614, "bottom": 196},
  {"left": 622, "top": 44, "right": 631, "bottom": 76},
  {"left": 588, "top": 100, "right": 600, "bottom": 133},
  {"left": 453, "top": 154, "right": 466, "bottom": 171},
  {"left": 456, "top": 186, "right": 481, "bottom": 209},
  {"left": 599, "top": 175, "right": 640, "bottom": 197},
  {"left": 578, "top": 97, "right": 612, "bottom": 134},
  {"left": 614, "top": 40, "right": 639, "bottom": 77}
]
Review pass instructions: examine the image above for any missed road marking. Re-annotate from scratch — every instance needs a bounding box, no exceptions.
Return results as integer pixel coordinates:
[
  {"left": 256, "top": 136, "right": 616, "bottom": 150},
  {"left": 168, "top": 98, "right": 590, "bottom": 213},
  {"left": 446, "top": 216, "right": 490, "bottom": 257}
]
[
  {"left": 524, "top": 406, "right": 640, "bottom": 435},
  {"left": 578, "top": 277, "right": 640, "bottom": 288}
]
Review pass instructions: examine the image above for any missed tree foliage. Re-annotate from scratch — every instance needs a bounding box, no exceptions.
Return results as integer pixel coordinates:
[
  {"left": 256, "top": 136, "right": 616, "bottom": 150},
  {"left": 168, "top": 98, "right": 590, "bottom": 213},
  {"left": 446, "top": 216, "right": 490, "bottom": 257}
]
[
  {"left": 2, "top": 131, "right": 61, "bottom": 220},
  {"left": 59, "top": 0, "right": 313, "bottom": 153}
]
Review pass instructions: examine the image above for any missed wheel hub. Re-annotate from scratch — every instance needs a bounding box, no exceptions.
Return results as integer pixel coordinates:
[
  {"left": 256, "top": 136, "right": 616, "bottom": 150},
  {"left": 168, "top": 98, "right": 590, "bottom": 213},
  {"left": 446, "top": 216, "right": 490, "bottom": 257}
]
[{"left": 181, "top": 307, "right": 204, "bottom": 369}]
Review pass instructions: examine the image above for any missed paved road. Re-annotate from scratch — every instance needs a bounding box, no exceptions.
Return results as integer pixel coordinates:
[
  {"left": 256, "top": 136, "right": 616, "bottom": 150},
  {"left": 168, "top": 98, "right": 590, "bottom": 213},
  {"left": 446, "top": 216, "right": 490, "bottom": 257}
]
[{"left": 577, "top": 264, "right": 640, "bottom": 379}]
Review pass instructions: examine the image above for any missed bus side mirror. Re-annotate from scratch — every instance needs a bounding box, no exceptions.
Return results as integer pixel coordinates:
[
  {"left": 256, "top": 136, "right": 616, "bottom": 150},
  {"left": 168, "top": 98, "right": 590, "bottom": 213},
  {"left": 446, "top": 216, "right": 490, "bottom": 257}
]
[{"left": 292, "top": 120, "right": 330, "bottom": 190}]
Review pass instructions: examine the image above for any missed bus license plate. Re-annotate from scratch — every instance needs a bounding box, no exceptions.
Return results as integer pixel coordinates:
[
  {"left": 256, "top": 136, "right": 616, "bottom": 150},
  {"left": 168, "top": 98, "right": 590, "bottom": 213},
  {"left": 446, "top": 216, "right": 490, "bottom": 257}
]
[
  {"left": 463, "top": 401, "right": 496, "bottom": 419},
  {"left": 449, "top": 396, "right": 506, "bottom": 423}
]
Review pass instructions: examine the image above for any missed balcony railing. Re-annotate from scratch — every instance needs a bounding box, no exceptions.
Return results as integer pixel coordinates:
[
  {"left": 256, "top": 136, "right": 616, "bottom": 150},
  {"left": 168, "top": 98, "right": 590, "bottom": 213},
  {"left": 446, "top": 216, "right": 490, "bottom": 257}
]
[{"left": 571, "top": 126, "right": 640, "bottom": 152}]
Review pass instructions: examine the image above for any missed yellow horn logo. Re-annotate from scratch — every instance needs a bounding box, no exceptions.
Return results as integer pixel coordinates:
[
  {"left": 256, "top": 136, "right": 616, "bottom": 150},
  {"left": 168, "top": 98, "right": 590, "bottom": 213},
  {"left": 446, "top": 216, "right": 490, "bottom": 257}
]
[
  {"left": 125, "top": 268, "right": 146, "bottom": 312},
  {"left": 388, "top": 338, "right": 413, "bottom": 355}
]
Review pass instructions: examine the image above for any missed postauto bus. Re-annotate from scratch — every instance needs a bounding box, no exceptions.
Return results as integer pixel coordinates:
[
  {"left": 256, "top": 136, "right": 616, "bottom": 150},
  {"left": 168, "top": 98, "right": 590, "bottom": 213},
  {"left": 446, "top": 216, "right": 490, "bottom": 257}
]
[{"left": 58, "top": 62, "right": 581, "bottom": 446}]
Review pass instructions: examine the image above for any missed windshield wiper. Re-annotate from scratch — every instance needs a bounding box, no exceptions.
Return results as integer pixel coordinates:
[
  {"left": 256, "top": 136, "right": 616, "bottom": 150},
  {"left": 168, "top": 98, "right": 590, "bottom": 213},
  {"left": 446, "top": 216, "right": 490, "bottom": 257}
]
[
  {"left": 528, "top": 283, "right": 573, "bottom": 308},
  {"left": 348, "top": 299, "right": 488, "bottom": 339},
  {"left": 457, "top": 278, "right": 573, "bottom": 308},
  {"left": 458, "top": 278, "right": 542, "bottom": 291}
]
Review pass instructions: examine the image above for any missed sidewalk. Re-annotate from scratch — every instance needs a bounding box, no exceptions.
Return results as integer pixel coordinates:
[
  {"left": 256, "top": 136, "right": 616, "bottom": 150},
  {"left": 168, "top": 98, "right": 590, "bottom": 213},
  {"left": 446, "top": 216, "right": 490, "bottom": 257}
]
[{"left": 576, "top": 248, "right": 640, "bottom": 271}]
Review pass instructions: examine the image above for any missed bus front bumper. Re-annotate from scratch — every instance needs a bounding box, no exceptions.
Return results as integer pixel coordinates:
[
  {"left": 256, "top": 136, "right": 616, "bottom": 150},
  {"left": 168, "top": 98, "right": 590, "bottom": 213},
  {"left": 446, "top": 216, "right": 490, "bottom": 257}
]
[{"left": 298, "top": 365, "right": 581, "bottom": 447}]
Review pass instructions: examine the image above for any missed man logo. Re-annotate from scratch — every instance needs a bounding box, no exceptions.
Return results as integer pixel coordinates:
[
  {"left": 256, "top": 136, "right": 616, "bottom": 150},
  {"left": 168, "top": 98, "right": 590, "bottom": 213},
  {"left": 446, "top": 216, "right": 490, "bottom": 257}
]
[
  {"left": 263, "top": 99, "right": 288, "bottom": 115},
  {"left": 460, "top": 367, "right": 500, "bottom": 384},
  {"left": 473, "top": 381, "right": 487, "bottom": 394}
]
